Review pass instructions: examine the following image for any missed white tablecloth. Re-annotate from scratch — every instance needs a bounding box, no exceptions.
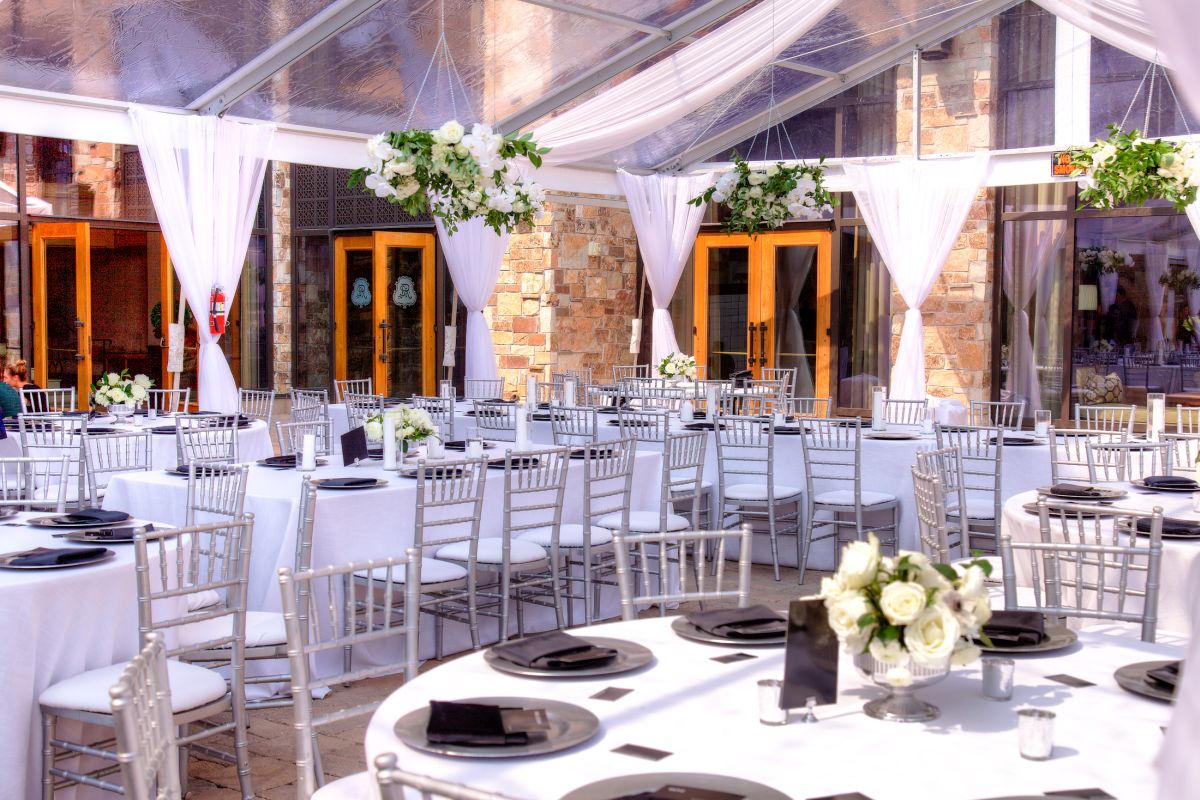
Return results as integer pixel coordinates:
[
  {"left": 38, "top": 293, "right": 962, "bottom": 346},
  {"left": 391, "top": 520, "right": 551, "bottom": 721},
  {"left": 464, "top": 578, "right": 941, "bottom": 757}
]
[
  {"left": 0, "top": 511, "right": 171, "bottom": 799},
  {"left": 365, "top": 616, "right": 1183, "bottom": 800},
  {"left": 1002, "top": 487, "right": 1200, "bottom": 634}
]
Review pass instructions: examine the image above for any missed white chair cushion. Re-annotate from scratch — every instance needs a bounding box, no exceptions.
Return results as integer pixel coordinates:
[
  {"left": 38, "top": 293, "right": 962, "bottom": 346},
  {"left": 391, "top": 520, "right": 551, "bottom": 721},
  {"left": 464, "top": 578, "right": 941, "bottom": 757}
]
[
  {"left": 186, "top": 589, "right": 221, "bottom": 612},
  {"left": 723, "top": 483, "right": 803, "bottom": 502},
  {"left": 356, "top": 558, "right": 468, "bottom": 585},
  {"left": 438, "top": 538, "right": 548, "bottom": 565},
  {"left": 40, "top": 659, "right": 227, "bottom": 714},
  {"left": 518, "top": 524, "right": 613, "bottom": 548},
  {"left": 313, "top": 770, "right": 373, "bottom": 799},
  {"left": 954, "top": 497, "right": 997, "bottom": 520},
  {"left": 813, "top": 489, "right": 896, "bottom": 507},
  {"left": 597, "top": 510, "right": 690, "bottom": 532},
  {"left": 178, "top": 610, "right": 287, "bottom": 648}
]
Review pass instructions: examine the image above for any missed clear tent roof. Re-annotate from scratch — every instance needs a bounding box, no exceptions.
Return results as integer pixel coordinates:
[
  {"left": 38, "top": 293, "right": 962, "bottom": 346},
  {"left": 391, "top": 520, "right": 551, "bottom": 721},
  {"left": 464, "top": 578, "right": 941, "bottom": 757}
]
[{"left": 0, "top": 0, "right": 1017, "bottom": 170}]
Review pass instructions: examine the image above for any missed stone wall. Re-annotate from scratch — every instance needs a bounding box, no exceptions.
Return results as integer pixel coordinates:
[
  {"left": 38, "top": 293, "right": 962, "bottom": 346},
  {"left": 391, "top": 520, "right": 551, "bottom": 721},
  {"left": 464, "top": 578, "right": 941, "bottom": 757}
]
[{"left": 270, "top": 163, "right": 293, "bottom": 393}]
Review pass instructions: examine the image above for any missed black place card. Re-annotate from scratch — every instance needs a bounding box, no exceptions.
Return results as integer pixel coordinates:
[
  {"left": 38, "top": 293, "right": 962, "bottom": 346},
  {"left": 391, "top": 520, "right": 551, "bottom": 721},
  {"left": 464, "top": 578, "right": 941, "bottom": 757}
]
[
  {"left": 590, "top": 687, "right": 634, "bottom": 702},
  {"left": 340, "top": 426, "right": 369, "bottom": 466},
  {"left": 1046, "top": 673, "right": 1096, "bottom": 688},
  {"left": 710, "top": 652, "right": 758, "bottom": 664},
  {"left": 1045, "top": 790, "right": 1115, "bottom": 799},
  {"left": 612, "top": 743, "right": 672, "bottom": 761},
  {"left": 781, "top": 598, "right": 839, "bottom": 708},
  {"left": 806, "top": 793, "right": 876, "bottom": 800}
]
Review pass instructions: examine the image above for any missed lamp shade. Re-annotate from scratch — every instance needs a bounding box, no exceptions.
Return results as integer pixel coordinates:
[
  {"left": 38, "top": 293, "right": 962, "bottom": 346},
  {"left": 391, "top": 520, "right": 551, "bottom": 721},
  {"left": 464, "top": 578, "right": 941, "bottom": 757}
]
[{"left": 1077, "top": 284, "right": 1099, "bottom": 311}]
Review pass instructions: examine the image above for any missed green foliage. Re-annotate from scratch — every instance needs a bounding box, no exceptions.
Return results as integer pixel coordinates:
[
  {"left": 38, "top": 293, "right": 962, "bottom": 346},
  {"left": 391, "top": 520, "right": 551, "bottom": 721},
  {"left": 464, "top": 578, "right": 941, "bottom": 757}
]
[
  {"left": 688, "top": 151, "right": 837, "bottom": 236},
  {"left": 1073, "top": 125, "right": 1198, "bottom": 212}
]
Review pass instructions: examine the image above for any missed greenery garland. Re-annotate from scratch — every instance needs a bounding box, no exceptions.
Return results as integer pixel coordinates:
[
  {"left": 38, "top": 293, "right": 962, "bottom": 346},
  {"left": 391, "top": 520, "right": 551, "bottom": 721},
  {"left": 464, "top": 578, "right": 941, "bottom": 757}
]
[
  {"left": 689, "top": 152, "right": 836, "bottom": 236},
  {"left": 1072, "top": 125, "right": 1198, "bottom": 212}
]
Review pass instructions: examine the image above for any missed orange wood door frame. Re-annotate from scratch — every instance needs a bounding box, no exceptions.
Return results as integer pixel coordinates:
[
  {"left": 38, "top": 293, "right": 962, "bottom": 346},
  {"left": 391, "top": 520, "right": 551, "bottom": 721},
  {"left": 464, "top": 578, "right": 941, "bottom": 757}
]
[
  {"left": 31, "top": 222, "right": 90, "bottom": 407},
  {"left": 333, "top": 236, "right": 373, "bottom": 385}
]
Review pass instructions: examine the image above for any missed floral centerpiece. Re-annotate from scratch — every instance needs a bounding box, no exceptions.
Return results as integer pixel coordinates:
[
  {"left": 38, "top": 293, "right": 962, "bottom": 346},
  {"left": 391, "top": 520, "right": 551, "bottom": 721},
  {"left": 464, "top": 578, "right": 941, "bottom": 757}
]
[
  {"left": 1158, "top": 264, "right": 1200, "bottom": 293},
  {"left": 689, "top": 152, "right": 836, "bottom": 236},
  {"left": 90, "top": 369, "right": 153, "bottom": 411},
  {"left": 1071, "top": 125, "right": 1199, "bottom": 212},
  {"left": 820, "top": 533, "right": 993, "bottom": 721},
  {"left": 348, "top": 120, "right": 549, "bottom": 236},
  {"left": 1077, "top": 247, "right": 1132, "bottom": 277},
  {"left": 364, "top": 406, "right": 438, "bottom": 455},
  {"left": 656, "top": 352, "right": 697, "bottom": 383}
]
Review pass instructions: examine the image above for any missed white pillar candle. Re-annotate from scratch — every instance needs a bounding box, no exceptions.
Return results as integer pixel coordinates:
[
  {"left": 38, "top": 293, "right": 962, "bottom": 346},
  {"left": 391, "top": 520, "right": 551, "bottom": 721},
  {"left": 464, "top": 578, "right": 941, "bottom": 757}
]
[
  {"left": 871, "top": 386, "right": 887, "bottom": 431},
  {"left": 300, "top": 433, "right": 316, "bottom": 471},
  {"left": 680, "top": 399, "right": 694, "bottom": 422},
  {"left": 1147, "top": 393, "right": 1166, "bottom": 441},
  {"left": 563, "top": 378, "right": 577, "bottom": 407},
  {"left": 527, "top": 375, "right": 538, "bottom": 411},
  {"left": 515, "top": 406, "right": 530, "bottom": 451},
  {"left": 440, "top": 381, "right": 454, "bottom": 400},
  {"left": 706, "top": 386, "right": 719, "bottom": 422},
  {"left": 427, "top": 427, "right": 445, "bottom": 459},
  {"left": 382, "top": 415, "right": 397, "bottom": 469}
]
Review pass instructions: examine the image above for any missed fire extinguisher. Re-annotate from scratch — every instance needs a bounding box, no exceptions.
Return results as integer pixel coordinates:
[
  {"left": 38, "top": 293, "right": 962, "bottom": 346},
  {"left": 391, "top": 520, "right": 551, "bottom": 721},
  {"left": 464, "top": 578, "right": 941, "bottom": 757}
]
[{"left": 209, "top": 285, "right": 226, "bottom": 335}]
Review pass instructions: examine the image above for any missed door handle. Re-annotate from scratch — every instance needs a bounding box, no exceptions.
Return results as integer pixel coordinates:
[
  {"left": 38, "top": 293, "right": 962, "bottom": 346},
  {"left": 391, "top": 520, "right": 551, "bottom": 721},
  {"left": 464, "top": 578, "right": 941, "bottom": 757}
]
[
  {"left": 758, "top": 321, "right": 768, "bottom": 367},
  {"left": 378, "top": 320, "right": 390, "bottom": 363},
  {"left": 746, "top": 323, "right": 756, "bottom": 371}
]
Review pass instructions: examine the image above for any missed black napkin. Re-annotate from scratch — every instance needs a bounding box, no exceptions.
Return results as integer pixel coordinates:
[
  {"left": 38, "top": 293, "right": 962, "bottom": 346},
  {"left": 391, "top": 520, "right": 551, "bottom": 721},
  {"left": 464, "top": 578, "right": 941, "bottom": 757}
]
[
  {"left": 8, "top": 546, "right": 108, "bottom": 567},
  {"left": 261, "top": 455, "right": 298, "bottom": 467},
  {"left": 684, "top": 422, "right": 716, "bottom": 431},
  {"left": 492, "top": 631, "right": 619, "bottom": 669},
  {"left": 53, "top": 508, "right": 131, "bottom": 525},
  {"left": 981, "top": 610, "right": 1046, "bottom": 647},
  {"left": 1135, "top": 517, "right": 1200, "bottom": 537},
  {"left": 425, "top": 701, "right": 532, "bottom": 746},
  {"left": 319, "top": 477, "right": 377, "bottom": 488},
  {"left": 991, "top": 436, "right": 1036, "bottom": 446},
  {"left": 1142, "top": 475, "right": 1199, "bottom": 490},
  {"left": 571, "top": 446, "right": 617, "bottom": 460},
  {"left": 1049, "top": 483, "right": 1102, "bottom": 498},
  {"left": 1145, "top": 661, "right": 1182, "bottom": 690},
  {"left": 687, "top": 604, "right": 787, "bottom": 638}
]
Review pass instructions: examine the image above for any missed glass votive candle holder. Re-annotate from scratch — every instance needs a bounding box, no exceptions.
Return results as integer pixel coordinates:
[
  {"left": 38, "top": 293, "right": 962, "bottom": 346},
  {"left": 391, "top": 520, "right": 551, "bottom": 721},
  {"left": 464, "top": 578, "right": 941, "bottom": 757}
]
[
  {"left": 981, "top": 656, "right": 1014, "bottom": 701},
  {"left": 757, "top": 679, "right": 787, "bottom": 726},
  {"left": 1017, "top": 709, "right": 1055, "bottom": 760},
  {"left": 1034, "top": 410, "right": 1051, "bottom": 437},
  {"left": 426, "top": 438, "right": 445, "bottom": 459}
]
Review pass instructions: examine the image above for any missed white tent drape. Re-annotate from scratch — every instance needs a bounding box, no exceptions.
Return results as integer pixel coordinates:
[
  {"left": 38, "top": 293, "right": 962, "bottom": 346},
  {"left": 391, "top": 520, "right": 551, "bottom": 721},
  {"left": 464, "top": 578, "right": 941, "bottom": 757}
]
[
  {"left": 843, "top": 154, "right": 989, "bottom": 400},
  {"left": 1144, "top": 241, "right": 1169, "bottom": 350},
  {"left": 535, "top": 0, "right": 838, "bottom": 164},
  {"left": 1140, "top": 0, "right": 1200, "bottom": 115},
  {"left": 1003, "top": 221, "right": 1065, "bottom": 411},
  {"left": 1187, "top": 204, "right": 1200, "bottom": 243},
  {"left": 433, "top": 217, "right": 509, "bottom": 382},
  {"left": 1099, "top": 270, "right": 1120, "bottom": 315},
  {"left": 616, "top": 170, "right": 712, "bottom": 362},
  {"left": 128, "top": 106, "right": 274, "bottom": 413},
  {"left": 1186, "top": 246, "right": 1200, "bottom": 345},
  {"left": 1033, "top": 0, "right": 1162, "bottom": 65},
  {"left": 774, "top": 247, "right": 817, "bottom": 397}
]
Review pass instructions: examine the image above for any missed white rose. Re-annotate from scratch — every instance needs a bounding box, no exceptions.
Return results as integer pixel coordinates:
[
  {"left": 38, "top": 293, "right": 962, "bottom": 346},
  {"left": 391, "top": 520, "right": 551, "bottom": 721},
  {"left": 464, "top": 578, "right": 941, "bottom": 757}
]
[
  {"left": 950, "top": 640, "right": 981, "bottom": 667},
  {"left": 826, "top": 590, "right": 873, "bottom": 644},
  {"left": 885, "top": 666, "right": 913, "bottom": 687},
  {"left": 869, "top": 638, "right": 910, "bottom": 667},
  {"left": 364, "top": 420, "right": 383, "bottom": 442},
  {"left": 394, "top": 180, "right": 420, "bottom": 200},
  {"left": 903, "top": 605, "right": 961, "bottom": 668},
  {"left": 916, "top": 564, "right": 951, "bottom": 594},
  {"left": 748, "top": 186, "right": 763, "bottom": 199},
  {"left": 955, "top": 564, "right": 987, "bottom": 601},
  {"left": 747, "top": 172, "right": 766, "bottom": 186},
  {"left": 837, "top": 532, "right": 880, "bottom": 589},
  {"left": 710, "top": 191, "right": 726, "bottom": 203},
  {"left": 878, "top": 580, "right": 927, "bottom": 626},
  {"left": 787, "top": 203, "right": 805, "bottom": 217},
  {"left": 108, "top": 387, "right": 127, "bottom": 404},
  {"left": 107, "top": 372, "right": 120, "bottom": 386},
  {"left": 820, "top": 573, "right": 849, "bottom": 602},
  {"left": 765, "top": 164, "right": 779, "bottom": 177},
  {"left": 374, "top": 182, "right": 396, "bottom": 199},
  {"left": 129, "top": 384, "right": 147, "bottom": 401},
  {"left": 133, "top": 373, "right": 152, "bottom": 388},
  {"left": 366, "top": 133, "right": 386, "bottom": 159}
]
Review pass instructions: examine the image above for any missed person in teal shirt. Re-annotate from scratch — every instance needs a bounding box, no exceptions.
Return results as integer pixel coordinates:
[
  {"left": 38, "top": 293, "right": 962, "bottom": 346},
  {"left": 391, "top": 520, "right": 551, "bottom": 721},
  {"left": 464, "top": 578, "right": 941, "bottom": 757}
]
[{"left": 0, "top": 380, "right": 18, "bottom": 418}]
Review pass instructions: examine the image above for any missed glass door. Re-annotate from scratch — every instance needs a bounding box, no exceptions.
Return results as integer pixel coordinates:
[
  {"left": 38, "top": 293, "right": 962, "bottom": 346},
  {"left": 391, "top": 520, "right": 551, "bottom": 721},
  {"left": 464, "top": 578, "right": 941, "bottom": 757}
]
[
  {"left": 694, "top": 240, "right": 752, "bottom": 379},
  {"left": 31, "top": 222, "right": 90, "bottom": 404}
]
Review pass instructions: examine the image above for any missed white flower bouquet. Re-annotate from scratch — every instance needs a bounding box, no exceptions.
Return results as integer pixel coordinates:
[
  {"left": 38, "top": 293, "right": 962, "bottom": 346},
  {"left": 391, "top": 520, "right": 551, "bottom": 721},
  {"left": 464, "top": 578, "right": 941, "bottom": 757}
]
[
  {"left": 656, "top": 352, "right": 697, "bottom": 381},
  {"left": 364, "top": 405, "right": 437, "bottom": 447},
  {"left": 689, "top": 152, "right": 835, "bottom": 236},
  {"left": 820, "top": 533, "right": 993, "bottom": 688},
  {"left": 349, "top": 120, "right": 549, "bottom": 236},
  {"left": 1077, "top": 247, "right": 1132, "bottom": 276},
  {"left": 1072, "top": 125, "right": 1198, "bottom": 212},
  {"left": 90, "top": 369, "right": 153, "bottom": 409}
]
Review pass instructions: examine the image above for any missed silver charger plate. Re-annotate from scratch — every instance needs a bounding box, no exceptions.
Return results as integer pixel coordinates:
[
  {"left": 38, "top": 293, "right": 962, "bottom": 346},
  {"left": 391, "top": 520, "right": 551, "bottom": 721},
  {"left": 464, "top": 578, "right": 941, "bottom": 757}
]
[
  {"left": 483, "top": 637, "right": 654, "bottom": 678},
  {"left": 864, "top": 431, "right": 920, "bottom": 441},
  {"left": 978, "top": 623, "right": 1077, "bottom": 654},
  {"left": 1114, "top": 660, "right": 1178, "bottom": 703},
  {"left": 670, "top": 614, "right": 787, "bottom": 647},
  {"left": 394, "top": 696, "right": 600, "bottom": 759},
  {"left": 1130, "top": 479, "right": 1199, "bottom": 494},
  {"left": 310, "top": 478, "right": 389, "bottom": 490},
  {"left": 561, "top": 773, "right": 791, "bottom": 800},
  {"left": 1115, "top": 517, "right": 1200, "bottom": 540},
  {"left": 0, "top": 548, "right": 116, "bottom": 570},
  {"left": 1035, "top": 486, "right": 1128, "bottom": 501},
  {"left": 28, "top": 514, "right": 134, "bottom": 529},
  {"left": 991, "top": 436, "right": 1039, "bottom": 447},
  {"left": 256, "top": 457, "right": 328, "bottom": 469},
  {"left": 772, "top": 426, "right": 804, "bottom": 435}
]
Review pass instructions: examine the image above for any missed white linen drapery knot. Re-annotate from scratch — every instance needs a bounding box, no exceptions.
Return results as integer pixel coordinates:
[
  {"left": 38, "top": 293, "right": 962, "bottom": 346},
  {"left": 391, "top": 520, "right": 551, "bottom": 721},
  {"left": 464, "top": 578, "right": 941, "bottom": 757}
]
[{"left": 128, "top": 106, "right": 274, "bottom": 413}]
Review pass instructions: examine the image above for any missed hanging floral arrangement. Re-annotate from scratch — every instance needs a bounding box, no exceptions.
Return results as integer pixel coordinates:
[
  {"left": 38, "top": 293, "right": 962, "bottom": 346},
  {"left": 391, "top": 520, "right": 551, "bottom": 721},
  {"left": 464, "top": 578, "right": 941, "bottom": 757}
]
[
  {"left": 689, "top": 152, "right": 836, "bottom": 236},
  {"left": 1159, "top": 263, "right": 1200, "bottom": 293},
  {"left": 348, "top": 120, "right": 550, "bottom": 236},
  {"left": 1076, "top": 247, "right": 1132, "bottom": 277},
  {"left": 1071, "top": 125, "right": 1198, "bottom": 212}
]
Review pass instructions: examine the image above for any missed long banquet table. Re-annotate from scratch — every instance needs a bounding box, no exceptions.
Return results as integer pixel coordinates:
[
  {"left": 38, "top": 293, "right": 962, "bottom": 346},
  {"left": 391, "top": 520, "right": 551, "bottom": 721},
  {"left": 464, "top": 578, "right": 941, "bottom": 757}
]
[{"left": 365, "top": 616, "right": 1184, "bottom": 800}]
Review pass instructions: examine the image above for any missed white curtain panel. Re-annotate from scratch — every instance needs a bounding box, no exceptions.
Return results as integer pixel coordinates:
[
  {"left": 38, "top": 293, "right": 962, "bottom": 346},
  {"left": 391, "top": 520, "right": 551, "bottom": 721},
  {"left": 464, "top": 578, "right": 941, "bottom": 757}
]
[
  {"left": 1187, "top": 204, "right": 1200, "bottom": 243},
  {"left": 1003, "top": 221, "right": 1065, "bottom": 411},
  {"left": 775, "top": 247, "right": 817, "bottom": 397},
  {"left": 433, "top": 217, "right": 509, "bottom": 382},
  {"left": 535, "top": 0, "right": 838, "bottom": 164},
  {"left": 843, "top": 154, "right": 989, "bottom": 400},
  {"left": 1187, "top": 246, "right": 1200, "bottom": 344},
  {"left": 1033, "top": 0, "right": 1162, "bottom": 65},
  {"left": 1141, "top": 0, "right": 1200, "bottom": 115},
  {"left": 1144, "top": 241, "right": 1169, "bottom": 350},
  {"left": 616, "top": 170, "right": 712, "bottom": 362},
  {"left": 128, "top": 107, "right": 274, "bottom": 413},
  {"left": 1098, "top": 270, "right": 1120, "bottom": 315}
]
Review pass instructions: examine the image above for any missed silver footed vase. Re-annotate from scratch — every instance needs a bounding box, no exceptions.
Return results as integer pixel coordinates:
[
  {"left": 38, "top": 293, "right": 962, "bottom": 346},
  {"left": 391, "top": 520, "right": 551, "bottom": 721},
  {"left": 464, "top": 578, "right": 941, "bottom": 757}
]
[{"left": 853, "top": 652, "right": 950, "bottom": 722}]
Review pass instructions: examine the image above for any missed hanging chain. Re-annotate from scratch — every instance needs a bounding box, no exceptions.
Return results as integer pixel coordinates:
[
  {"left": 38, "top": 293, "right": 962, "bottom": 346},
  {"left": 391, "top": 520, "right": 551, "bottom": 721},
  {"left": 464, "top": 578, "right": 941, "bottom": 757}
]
[{"left": 404, "top": 0, "right": 476, "bottom": 130}]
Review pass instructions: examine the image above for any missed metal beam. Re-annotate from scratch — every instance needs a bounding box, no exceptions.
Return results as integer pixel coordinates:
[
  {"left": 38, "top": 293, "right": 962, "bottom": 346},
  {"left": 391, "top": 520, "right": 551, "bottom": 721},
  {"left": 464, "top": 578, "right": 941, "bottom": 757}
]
[
  {"left": 188, "top": 0, "right": 391, "bottom": 116},
  {"left": 496, "top": 0, "right": 755, "bottom": 134},
  {"left": 667, "top": 0, "right": 1022, "bottom": 171},
  {"left": 514, "top": 0, "right": 669, "bottom": 37},
  {"left": 773, "top": 60, "right": 840, "bottom": 80}
]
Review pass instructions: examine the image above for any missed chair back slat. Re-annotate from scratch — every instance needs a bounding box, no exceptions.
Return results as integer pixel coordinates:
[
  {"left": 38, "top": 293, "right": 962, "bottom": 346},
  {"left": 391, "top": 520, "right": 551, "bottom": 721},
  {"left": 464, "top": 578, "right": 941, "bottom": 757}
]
[
  {"left": 612, "top": 526, "right": 752, "bottom": 619},
  {"left": 109, "top": 633, "right": 181, "bottom": 800}
]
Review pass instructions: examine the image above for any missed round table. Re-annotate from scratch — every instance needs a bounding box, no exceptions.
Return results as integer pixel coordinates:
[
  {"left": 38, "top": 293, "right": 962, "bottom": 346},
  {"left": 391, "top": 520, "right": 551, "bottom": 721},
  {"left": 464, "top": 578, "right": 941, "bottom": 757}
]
[
  {"left": 365, "top": 615, "right": 1182, "bottom": 800},
  {"left": 1002, "top": 487, "right": 1200, "bottom": 634}
]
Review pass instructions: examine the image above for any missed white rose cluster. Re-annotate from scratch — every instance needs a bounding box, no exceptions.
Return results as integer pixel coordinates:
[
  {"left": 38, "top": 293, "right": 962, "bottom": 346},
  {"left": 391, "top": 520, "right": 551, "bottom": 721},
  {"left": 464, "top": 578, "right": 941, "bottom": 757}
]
[
  {"left": 656, "top": 352, "right": 697, "bottom": 381},
  {"left": 1157, "top": 142, "right": 1199, "bottom": 188},
  {"left": 90, "top": 370, "right": 154, "bottom": 410},
  {"left": 364, "top": 405, "right": 438, "bottom": 445},
  {"left": 694, "top": 155, "right": 834, "bottom": 236}
]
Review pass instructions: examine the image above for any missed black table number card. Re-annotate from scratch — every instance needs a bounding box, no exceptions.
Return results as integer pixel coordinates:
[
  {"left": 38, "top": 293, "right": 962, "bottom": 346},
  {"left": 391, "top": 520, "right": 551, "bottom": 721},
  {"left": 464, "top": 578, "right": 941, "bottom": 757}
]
[
  {"left": 781, "top": 597, "right": 839, "bottom": 708},
  {"left": 341, "top": 426, "right": 369, "bottom": 466}
]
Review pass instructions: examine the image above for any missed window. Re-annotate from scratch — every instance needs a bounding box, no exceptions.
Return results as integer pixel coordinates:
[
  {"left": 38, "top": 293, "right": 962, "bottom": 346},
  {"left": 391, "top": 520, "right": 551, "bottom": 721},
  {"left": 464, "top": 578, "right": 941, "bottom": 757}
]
[
  {"left": 293, "top": 235, "right": 333, "bottom": 390},
  {"left": 996, "top": 2, "right": 1056, "bottom": 149},
  {"left": 835, "top": 219, "right": 891, "bottom": 410},
  {"left": 1090, "top": 41, "right": 1200, "bottom": 140}
]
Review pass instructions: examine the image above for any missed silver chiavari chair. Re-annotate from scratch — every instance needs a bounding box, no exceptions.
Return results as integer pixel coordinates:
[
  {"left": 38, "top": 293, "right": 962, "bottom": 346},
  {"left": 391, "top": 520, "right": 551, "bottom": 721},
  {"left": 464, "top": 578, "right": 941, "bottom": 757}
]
[
  {"left": 1165, "top": 432, "right": 1200, "bottom": 474},
  {"left": 616, "top": 406, "right": 671, "bottom": 443},
  {"left": 374, "top": 752, "right": 525, "bottom": 800},
  {"left": 437, "top": 448, "right": 569, "bottom": 641},
  {"left": 465, "top": 379, "right": 505, "bottom": 401},
  {"left": 1000, "top": 499, "right": 1164, "bottom": 641},
  {"left": 334, "top": 378, "right": 372, "bottom": 403},
  {"left": 1096, "top": 440, "right": 1173, "bottom": 482},
  {"left": 356, "top": 457, "right": 487, "bottom": 660},
  {"left": 553, "top": 367, "right": 593, "bottom": 387},
  {"left": 913, "top": 447, "right": 967, "bottom": 561},
  {"left": 276, "top": 418, "right": 335, "bottom": 457},
  {"left": 532, "top": 380, "right": 559, "bottom": 407},
  {"left": 410, "top": 395, "right": 456, "bottom": 440},
  {"left": 799, "top": 417, "right": 899, "bottom": 584},
  {"left": 280, "top": 554, "right": 420, "bottom": 799},
  {"left": 84, "top": 429, "right": 152, "bottom": 499},
  {"left": 715, "top": 415, "right": 803, "bottom": 582},
  {"left": 582, "top": 383, "right": 622, "bottom": 410},
  {"left": 109, "top": 633, "right": 181, "bottom": 800},
  {"left": 761, "top": 367, "right": 797, "bottom": 399},
  {"left": 474, "top": 401, "right": 519, "bottom": 441},
  {"left": 638, "top": 385, "right": 686, "bottom": 412},
  {"left": 39, "top": 518, "right": 256, "bottom": 798},
  {"left": 1047, "top": 427, "right": 1127, "bottom": 483},
  {"left": 289, "top": 387, "right": 329, "bottom": 417},
  {"left": 883, "top": 398, "right": 928, "bottom": 427},
  {"left": 0, "top": 455, "right": 69, "bottom": 512},
  {"left": 186, "top": 462, "right": 249, "bottom": 526},
  {"left": 144, "top": 387, "right": 190, "bottom": 415},
  {"left": 175, "top": 413, "right": 239, "bottom": 466},
  {"left": 344, "top": 392, "right": 384, "bottom": 432},
  {"left": 549, "top": 405, "right": 598, "bottom": 446},
  {"left": 20, "top": 387, "right": 76, "bottom": 414},
  {"left": 612, "top": 526, "right": 753, "bottom": 619},
  {"left": 1074, "top": 403, "right": 1136, "bottom": 433},
  {"left": 934, "top": 424, "right": 1004, "bottom": 553},
  {"left": 789, "top": 396, "right": 831, "bottom": 419},
  {"left": 237, "top": 388, "right": 275, "bottom": 429},
  {"left": 612, "top": 364, "right": 649, "bottom": 383},
  {"left": 20, "top": 414, "right": 89, "bottom": 507},
  {"left": 1175, "top": 406, "right": 1200, "bottom": 434},
  {"left": 970, "top": 400, "right": 1026, "bottom": 431},
  {"left": 911, "top": 466, "right": 958, "bottom": 563}
]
